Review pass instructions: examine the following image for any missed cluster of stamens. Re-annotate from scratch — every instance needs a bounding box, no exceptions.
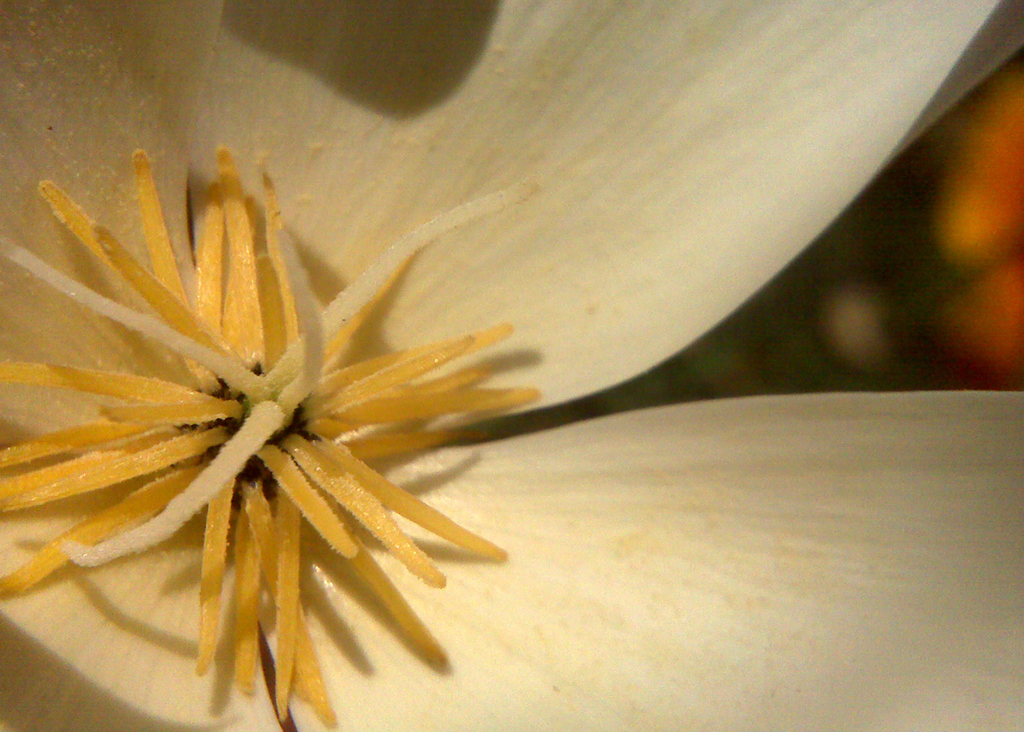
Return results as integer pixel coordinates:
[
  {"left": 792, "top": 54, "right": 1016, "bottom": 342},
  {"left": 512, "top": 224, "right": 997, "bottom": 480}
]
[{"left": 0, "top": 148, "right": 537, "bottom": 725}]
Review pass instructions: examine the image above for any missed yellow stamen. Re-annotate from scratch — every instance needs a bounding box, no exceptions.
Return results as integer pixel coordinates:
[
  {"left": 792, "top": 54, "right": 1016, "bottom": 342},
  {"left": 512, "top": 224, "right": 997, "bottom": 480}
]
[
  {"left": 317, "top": 440, "right": 506, "bottom": 560},
  {"left": 263, "top": 172, "right": 299, "bottom": 345},
  {"left": 0, "top": 428, "right": 226, "bottom": 508},
  {"left": 403, "top": 366, "right": 492, "bottom": 395},
  {"left": 302, "top": 417, "right": 359, "bottom": 440},
  {"left": 258, "top": 444, "right": 359, "bottom": 558},
  {"left": 0, "top": 431, "right": 166, "bottom": 501},
  {"left": 40, "top": 172, "right": 221, "bottom": 390},
  {"left": 233, "top": 496, "right": 262, "bottom": 692},
  {"left": 0, "top": 467, "right": 201, "bottom": 594},
  {"left": 290, "top": 622, "right": 336, "bottom": 725},
  {"left": 102, "top": 399, "right": 243, "bottom": 426},
  {"left": 37, "top": 180, "right": 108, "bottom": 264},
  {"left": 217, "top": 147, "right": 264, "bottom": 364},
  {"left": 335, "top": 386, "right": 541, "bottom": 425},
  {"left": 284, "top": 436, "right": 446, "bottom": 588},
  {"left": 320, "top": 332, "right": 478, "bottom": 413},
  {"left": 0, "top": 362, "right": 210, "bottom": 403},
  {"left": 93, "top": 226, "right": 227, "bottom": 354},
  {"left": 256, "top": 253, "right": 289, "bottom": 367},
  {"left": 194, "top": 183, "right": 225, "bottom": 334},
  {"left": 315, "top": 323, "right": 513, "bottom": 411},
  {"left": 196, "top": 484, "right": 233, "bottom": 675},
  {"left": 344, "top": 429, "right": 465, "bottom": 460},
  {"left": 0, "top": 421, "right": 148, "bottom": 469},
  {"left": 243, "top": 487, "right": 304, "bottom": 721},
  {"left": 132, "top": 150, "right": 188, "bottom": 301},
  {"left": 273, "top": 494, "right": 302, "bottom": 720},
  {"left": 242, "top": 485, "right": 336, "bottom": 724},
  {"left": 349, "top": 549, "right": 447, "bottom": 665}
]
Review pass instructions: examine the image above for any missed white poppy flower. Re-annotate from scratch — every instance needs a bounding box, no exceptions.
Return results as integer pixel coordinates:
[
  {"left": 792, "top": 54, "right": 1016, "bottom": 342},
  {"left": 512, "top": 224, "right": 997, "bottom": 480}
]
[{"left": 1, "top": 2, "right": 1022, "bottom": 731}]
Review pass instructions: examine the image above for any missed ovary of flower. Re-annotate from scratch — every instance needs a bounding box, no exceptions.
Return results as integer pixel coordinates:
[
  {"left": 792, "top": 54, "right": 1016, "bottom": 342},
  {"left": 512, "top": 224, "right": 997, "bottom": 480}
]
[{"left": 0, "top": 148, "right": 539, "bottom": 725}]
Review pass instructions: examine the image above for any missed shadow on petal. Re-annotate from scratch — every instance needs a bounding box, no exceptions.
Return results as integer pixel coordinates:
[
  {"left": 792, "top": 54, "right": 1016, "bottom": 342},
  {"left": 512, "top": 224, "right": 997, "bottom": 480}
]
[
  {"left": 0, "top": 615, "right": 214, "bottom": 732},
  {"left": 221, "top": 0, "right": 501, "bottom": 117},
  {"left": 75, "top": 575, "right": 199, "bottom": 660}
]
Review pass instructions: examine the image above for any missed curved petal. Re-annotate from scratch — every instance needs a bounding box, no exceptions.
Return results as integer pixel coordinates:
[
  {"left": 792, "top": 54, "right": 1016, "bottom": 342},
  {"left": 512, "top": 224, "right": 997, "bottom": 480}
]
[
  {"left": 906, "top": 0, "right": 1024, "bottom": 140},
  {"left": 193, "top": 1, "right": 1013, "bottom": 405},
  {"left": 0, "top": 1, "right": 224, "bottom": 437},
  {"left": 292, "top": 391, "right": 1023, "bottom": 731},
  {"left": 0, "top": 518, "right": 278, "bottom": 731}
]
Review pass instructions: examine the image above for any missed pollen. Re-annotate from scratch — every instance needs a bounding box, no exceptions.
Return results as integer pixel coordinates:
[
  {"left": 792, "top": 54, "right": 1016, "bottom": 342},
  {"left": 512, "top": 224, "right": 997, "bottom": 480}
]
[{"left": 0, "top": 148, "right": 538, "bottom": 725}]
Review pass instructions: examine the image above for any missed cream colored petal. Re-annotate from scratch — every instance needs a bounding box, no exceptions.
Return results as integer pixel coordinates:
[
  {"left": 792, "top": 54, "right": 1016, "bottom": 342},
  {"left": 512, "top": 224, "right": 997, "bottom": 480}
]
[
  {"left": 0, "top": 1, "right": 222, "bottom": 438},
  {"left": 193, "top": 1, "right": 1017, "bottom": 405},
  {"left": 0, "top": 517, "right": 280, "bottom": 731},
  {"left": 906, "top": 0, "right": 1024, "bottom": 139},
  {"left": 291, "top": 391, "right": 1023, "bottom": 731}
]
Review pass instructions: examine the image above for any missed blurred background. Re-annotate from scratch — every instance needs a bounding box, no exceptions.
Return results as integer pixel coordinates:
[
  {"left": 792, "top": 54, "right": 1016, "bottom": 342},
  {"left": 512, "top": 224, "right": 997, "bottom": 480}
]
[{"left": 483, "top": 49, "right": 1024, "bottom": 438}]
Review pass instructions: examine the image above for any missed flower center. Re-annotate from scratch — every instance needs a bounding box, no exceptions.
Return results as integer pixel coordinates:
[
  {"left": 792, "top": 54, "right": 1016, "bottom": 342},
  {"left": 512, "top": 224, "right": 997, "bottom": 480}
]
[{"left": 0, "top": 147, "right": 538, "bottom": 725}]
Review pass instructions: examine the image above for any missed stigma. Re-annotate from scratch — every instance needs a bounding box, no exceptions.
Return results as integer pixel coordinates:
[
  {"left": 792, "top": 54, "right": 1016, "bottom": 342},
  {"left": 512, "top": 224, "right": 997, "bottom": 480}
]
[{"left": 0, "top": 148, "right": 538, "bottom": 725}]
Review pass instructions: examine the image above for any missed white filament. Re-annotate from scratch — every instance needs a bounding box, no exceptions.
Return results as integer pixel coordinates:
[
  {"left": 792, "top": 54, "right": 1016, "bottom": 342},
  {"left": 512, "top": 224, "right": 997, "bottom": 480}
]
[
  {"left": 5, "top": 247, "right": 265, "bottom": 398},
  {"left": 62, "top": 401, "right": 285, "bottom": 567},
  {"left": 323, "top": 182, "right": 538, "bottom": 336},
  {"left": 265, "top": 182, "right": 537, "bottom": 396}
]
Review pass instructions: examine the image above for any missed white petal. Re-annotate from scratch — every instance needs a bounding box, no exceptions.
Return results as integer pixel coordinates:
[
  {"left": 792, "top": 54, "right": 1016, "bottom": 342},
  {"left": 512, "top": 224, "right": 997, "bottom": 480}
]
[
  {"left": 0, "top": 2, "right": 223, "bottom": 439},
  {"left": 906, "top": 0, "right": 1024, "bottom": 139},
  {"left": 193, "top": 2, "right": 1014, "bottom": 404},
  {"left": 0, "top": 520, "right": 277, "bottom": 731},
  {"left": 292, "top": 391, "right": 1023, "bottom": 731},
  {"left": 0, "top": 0, "right": 222, "bottom": 260}
]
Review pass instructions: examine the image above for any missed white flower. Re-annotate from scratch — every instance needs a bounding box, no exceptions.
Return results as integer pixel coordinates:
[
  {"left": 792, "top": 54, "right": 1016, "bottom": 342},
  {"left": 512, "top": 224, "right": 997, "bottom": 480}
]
[{"left": 1, "top": 2, "right": 1022, "bottom": 731}]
